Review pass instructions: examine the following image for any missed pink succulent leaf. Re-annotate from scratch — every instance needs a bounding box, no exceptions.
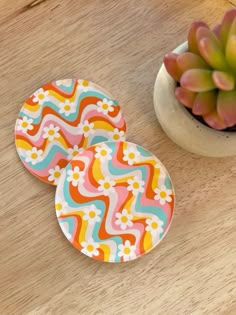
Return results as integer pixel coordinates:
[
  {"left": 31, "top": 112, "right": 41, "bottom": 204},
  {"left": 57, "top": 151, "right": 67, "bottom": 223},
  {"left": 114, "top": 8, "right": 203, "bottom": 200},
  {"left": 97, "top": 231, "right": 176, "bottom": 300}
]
[
  {"left": 175, "top": 87, "right": 196, "bottom": 108},
  {"left": 212, "top": 71, "right": 234, "bottom": 91},
  {"left": 188, "top": 21, "right": 209, "bottom": 54},
  {"left": 217, "top": 90, "right": 236, "bottom": 127},
  {"left": 220, "top": 9, "right": 236, "bottom": 48},
  {"left": 180, "top": 69, "right": 215, "bottom": 92},
  {"left": 198, "top": 37, "right": 228, "bottom": 71},
  {"left": 176, "top": 52, "right": 210, "bottom": 72},
  {"left": 192, "top": 91, "right": 216, "bottom": 115},
  {"left": 203, "top": 110, "right": 227, "bottom": 130},
  {"left": 197, "top": 26, "right": 222, "bottom": 48},
  {"left": 164, "top": 53, "right": 182, "bottom": 82},
  {"left": 212, "top": 24, "right": 222, "bottom": 40},
  {"left": 225, "top": 35, "right": 236, "bottom": 72}
]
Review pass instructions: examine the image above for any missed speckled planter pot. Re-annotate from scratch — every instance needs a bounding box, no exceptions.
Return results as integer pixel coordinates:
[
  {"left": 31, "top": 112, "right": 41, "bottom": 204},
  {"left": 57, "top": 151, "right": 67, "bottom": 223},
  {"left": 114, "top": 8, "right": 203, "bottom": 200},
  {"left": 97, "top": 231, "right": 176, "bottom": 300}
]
[{"left": 153, "top": 42, "right": 236, "bottom": 157}]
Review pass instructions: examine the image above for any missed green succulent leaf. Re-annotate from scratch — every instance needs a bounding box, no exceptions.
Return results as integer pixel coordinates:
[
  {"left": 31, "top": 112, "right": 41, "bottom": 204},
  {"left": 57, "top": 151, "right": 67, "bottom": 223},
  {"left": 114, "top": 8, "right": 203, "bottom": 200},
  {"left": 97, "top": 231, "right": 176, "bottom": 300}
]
[
  {"left": 164, "top": 53, "right": 182, "bottom": 82},
  {"left": 212, "top": 71, "right": 234, "bottom": 91},
  {"left": 177, "top": 52, "right": 210, "bottom": 72},
  {"left": 220, "top": 9, "right": 236, "bottom": 49},
  {"left": 175, "top": 87, "right": 196, "bottom": 108},
  {"left": 188, "top": 21, "right": 209, "bottom": 54},
  {"left": 225, "top": 35, "right": 236, "bottom": 72},
  {"left": 203, "top": 110, "right": 227, "bottom": 130},
  {"left": 217, "top": 90, "right": 236, "bottom": 127},
  {"left": 180, "top": 69, "right": 215, "bottom": 92},
  {"left": 192, "top": 91, "right": 216, "bottom": 115}
]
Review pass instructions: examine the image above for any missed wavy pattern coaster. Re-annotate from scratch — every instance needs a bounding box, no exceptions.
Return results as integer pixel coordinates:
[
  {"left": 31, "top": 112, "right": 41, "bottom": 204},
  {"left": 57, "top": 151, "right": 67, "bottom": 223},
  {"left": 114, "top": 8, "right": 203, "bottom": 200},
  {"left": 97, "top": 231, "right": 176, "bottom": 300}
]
[
  {"left": 15, "top": 79, "right": 126, "bottom": 185},
  {"left": 55, "top": 141, "right": 175, "bottom": 262}
]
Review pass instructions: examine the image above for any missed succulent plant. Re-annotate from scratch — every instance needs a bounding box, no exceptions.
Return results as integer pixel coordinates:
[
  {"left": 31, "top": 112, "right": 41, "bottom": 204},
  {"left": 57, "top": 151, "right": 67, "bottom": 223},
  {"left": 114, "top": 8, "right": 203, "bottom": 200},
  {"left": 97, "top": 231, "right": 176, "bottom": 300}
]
[{"left": 164, "top": 9, "right": 236, "bottom": 130}]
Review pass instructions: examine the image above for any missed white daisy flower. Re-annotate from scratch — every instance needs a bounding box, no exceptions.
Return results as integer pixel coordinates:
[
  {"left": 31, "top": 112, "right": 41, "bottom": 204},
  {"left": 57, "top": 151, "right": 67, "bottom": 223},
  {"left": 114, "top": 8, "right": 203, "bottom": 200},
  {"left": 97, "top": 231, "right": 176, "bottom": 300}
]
[
  {"left": 127, "top": 176, "right": 145, "bottom": 196},
  {"left": 48, "top": 165, "right": 63, "bottom": 185},
  {"left": 97, "top": 98, "right": 114, "bottom": 115},
  {"left": 108, "top": 128, "right": 125, "bottom": 141},
  {"left": 123, "top": 146, "right": 140, "bottom": 166},
  {"left": 55, "top": 197, "right": 68, "bottom": 216},
  {"left": 59, "top": 100, "right": 76, "bottom": 116},
  {"left": 67, "top": 145, "right": 84, "bottom": 160},
  {"left": 145, "top": 217, "right": 164, "bottom": 237},
  {"left": 43, "top": 124, "right": 60, "bottom": 142},
  {"left": 115, "top": 209, "right": 133, "bottom": 230},
  {"left": 16, "top": 116, "right": 33, "bottom": 134},
  {"left": 56, "top": 79, "right": 73, "bottom": 88},
  {"left": 98, "top": 176, "right": 115, "bottom": 196},
  {"left": 95, "top": 143, "right": 112, "bottom": 161},
  {"left": 118, "top": 240, "right": 136, "bottom": 261},
  {"left": 25, "top": 147, "right": 43, "bottom": 165},
  {"left": 32, "top": 88, "right": 49, "bottom": 105},
  {"left": 81, "top": 239, "right": 99, "bottom": 257},
  {"left": 154, "top": 185, "right": 172, "bottom": 205},
  {"left": 67, "top": 166, "right": 84, "bottom": 186},
  {"left": 77, "top": 79, "right": 90, "bottom": 92},
  {"left": 83, "top": 205, "right": 102, "bottom": 224},
  {"left": 78, "top": 120, "right": 95, "bottom": 138}
]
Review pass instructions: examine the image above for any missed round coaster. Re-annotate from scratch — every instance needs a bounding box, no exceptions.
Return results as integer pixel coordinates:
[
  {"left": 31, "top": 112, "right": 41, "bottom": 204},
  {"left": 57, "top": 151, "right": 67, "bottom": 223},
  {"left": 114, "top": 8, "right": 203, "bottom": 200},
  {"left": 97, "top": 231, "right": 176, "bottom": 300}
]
[
  {"left": 15, "top": 79, "right": 126, "bottom": 185},
  {"left": 55, "top": 141, "right": 175, "bottom": 263}
]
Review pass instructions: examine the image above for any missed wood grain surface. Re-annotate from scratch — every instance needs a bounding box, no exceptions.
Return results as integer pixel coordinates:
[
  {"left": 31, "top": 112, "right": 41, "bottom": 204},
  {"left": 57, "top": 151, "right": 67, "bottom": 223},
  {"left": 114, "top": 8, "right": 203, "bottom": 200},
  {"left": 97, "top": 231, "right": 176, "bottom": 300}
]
[{"left": 0, "top": 0, "right": 236, "bottom": 314}]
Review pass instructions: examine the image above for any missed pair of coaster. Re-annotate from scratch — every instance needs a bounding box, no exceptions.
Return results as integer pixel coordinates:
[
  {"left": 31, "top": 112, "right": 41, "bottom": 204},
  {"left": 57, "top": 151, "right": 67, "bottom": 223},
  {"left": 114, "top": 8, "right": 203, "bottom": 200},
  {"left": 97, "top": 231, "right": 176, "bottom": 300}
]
[{"left": 15, "top": 78, "right": 175, "bottom": 262}]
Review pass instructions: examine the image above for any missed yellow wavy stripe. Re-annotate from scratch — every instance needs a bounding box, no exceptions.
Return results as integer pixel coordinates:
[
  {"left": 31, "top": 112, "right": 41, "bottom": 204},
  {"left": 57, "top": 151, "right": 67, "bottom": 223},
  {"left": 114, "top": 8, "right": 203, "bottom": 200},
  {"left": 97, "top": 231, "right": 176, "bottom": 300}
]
[
  {"left": 15, "top": 139, "right": 32, "bottom": 150},
  {"left": 93, "top": 121, "right": 115, "bottom": 131},
  {"left": 115, "top": 175, "right": 133, "bottom": 184},
  {"left": 78, "top": 216, "right": 88, "bottom": 244},
  {"left": 49, "top": 90, "right": 69, "bottom": 102},
  {"left": 23, "top": 102, "right": 41, "bottom": 112},
  {"left": 92, "top": 158, "right": 103, "bottom": 182},
  {"left": 44, "top": 136, "right": 69, "bottom": 151},
  {"left": 124, "top": 195, "right": 135, "bottom": 213},
  {"left": 143, "top": 232, "right": 153, "bottom": 252},
  {"left": 99, "top": 243, "right": 110, "bottom": 262}
]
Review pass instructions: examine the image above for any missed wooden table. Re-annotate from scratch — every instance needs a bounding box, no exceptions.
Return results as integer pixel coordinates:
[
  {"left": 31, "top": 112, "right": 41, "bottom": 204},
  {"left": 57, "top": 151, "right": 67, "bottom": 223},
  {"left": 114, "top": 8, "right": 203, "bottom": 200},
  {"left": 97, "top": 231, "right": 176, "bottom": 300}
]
[{"left": 1, "top": 1, "right": 236, "bottom": 314}]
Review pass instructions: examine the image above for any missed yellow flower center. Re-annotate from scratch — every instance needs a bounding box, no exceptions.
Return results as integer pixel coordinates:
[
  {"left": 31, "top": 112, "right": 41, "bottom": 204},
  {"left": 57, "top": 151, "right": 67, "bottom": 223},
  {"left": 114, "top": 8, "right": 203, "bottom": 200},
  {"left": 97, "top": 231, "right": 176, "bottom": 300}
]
[
  {"left": 89, "top": 211, "right": 96, "bottom": 218},
  {"left": 124, "top": 247, "right": 131, "bottom": 255},
  {"left": 72, "top": 150, "right": 78, "bottom": 157},
  {"left": 31, "top": 153, "right": 38, "bottom": 159},
  {"left": 64, "top": 105, "right": 71, "bottom": 111},
  {"left": 102, "top": 103, "right": 109, "bottom": 110},
  {"left": 151, "top": 222, "right": 158, "bottom": 229},
  {"left": 104, "top": 182, "right": 111, "bottom": 189},
  {"left": 55, "top": 203, "right": 62, "bottom": 211},
  {"left": 128, "top": 152, "right": 135, "bottom": 159},
  {"left": 160, "top": 191, "right": 167, "bottom": 198},
  {"left": 87, "top": 244, "right": 94, "bottom": 252},
  {"left": 73, "top": 173, "right": 80, "bottom": 180},
  {"left": 121, "top": 216, "right": 128, "bottom": 223},
  {"left": 38, "top": 93, "right": 45, "bottom": 100},
  {"left": 82, "top": 80, "right": 89, "bottom": 87},
  {"left": 83, "top": 126, "right": 90, "bottom": 132},
  {"left": 48, "top": 129, "right": 55, "bottom": 136},
  {"left": 100, "top": 149, "right": 107, "bottom": 156},
  {"left": 22, "top": 122, "right": 28, "bottom": 128},
  {"left": 133, "top": 182, "right": 139, "bottom": 189},
  {"left": 113, "top": 134, "right": 120, "bottom": 140},
  {"left": 54, "top": 171, "right": 61, "bottom": 178}
]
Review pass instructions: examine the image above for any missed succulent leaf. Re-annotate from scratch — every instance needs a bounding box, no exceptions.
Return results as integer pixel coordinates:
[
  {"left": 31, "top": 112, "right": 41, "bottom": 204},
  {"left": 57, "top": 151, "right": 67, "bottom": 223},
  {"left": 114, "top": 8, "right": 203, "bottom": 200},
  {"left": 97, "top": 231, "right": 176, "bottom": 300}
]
[
  {"left": 212, "top": 24, "right": 222, "bottom": 39},
  {"left": 212, "top": 71, "right": 234, "bottom": 90},
  {"left": 203, "top": 110, "right": 227, "bottom": 130},
  {"left": 220, "top": 9, "right": 236, "bottom": 48},
  {"left": 217, "top": 90, "right": 236, "bottom": 127},
  {"left": 188, "top": 21, "right": 209, "bottom": 54},
  {"left": 192, "top": 91, "right": 216, "bottom": 115},
  {"left": 225, "top": 35, "right": 236, "bottom": 72},
  {"left": 163, "top": 53, "right": 182, "bottom": 82},
  {"left": 180, "top": 69, "right": 215, "bottom": 92},
  {"left": 177, "top": 52, "right": 210, "bottom": 72},
  {"left": 175, "top": 87, "right": 196, "bottom": 108}
]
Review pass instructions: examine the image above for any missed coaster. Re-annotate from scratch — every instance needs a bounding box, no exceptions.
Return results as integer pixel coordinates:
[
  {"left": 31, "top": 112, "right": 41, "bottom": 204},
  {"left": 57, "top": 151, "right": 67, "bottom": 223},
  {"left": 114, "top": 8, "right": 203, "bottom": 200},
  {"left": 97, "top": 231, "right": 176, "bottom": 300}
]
[
  {"left": 15, "top": 79, "right": 126, "bottom": 185},
  {"left": 55, "top": 141, "right": 175, "bottom": 262}
]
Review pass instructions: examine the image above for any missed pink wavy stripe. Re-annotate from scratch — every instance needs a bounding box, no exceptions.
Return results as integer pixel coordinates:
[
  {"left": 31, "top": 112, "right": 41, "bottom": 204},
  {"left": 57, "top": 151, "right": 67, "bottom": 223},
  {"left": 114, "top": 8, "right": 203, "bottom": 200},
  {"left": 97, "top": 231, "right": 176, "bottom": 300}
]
[
  {"left": 23, "top": 151, "right": 66, "bottom": 177},
  {"left": 83, "top": 109, "right": 125, "bottom": 128}
]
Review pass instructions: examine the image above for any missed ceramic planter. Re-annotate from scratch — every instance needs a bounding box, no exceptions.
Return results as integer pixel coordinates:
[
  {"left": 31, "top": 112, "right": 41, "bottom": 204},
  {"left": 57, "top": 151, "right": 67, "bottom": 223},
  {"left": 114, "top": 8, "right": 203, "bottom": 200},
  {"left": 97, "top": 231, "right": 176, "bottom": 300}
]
[{"left": 153, "top": 42, "right": 236, "bottom": 157}]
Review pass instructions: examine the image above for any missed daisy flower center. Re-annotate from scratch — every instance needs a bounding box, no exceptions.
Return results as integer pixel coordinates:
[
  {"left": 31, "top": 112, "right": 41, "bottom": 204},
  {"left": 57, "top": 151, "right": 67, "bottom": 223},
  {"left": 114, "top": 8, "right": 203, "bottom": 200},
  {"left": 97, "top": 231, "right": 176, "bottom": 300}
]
[
  {"left": 83, "top": 126, "right": 90, "bottom": 132},
  {"left": 48, "top": 129, "right": 55, "bottom": 136},
  {"left": 73, "top": 173, "right": 80, "bottom": 180},
  {"left": 64, "top": 105, "right": 71, "bottom": 111},
  {"left": 121, "top": 216, "right": 128, "bottom": 223},
  {"left": 56, "top": 203, "right": 62, "bottom": 211},
  {"left": 160, "top": 191, "right": 167, "bottom": 198},
  {"left": 104, "top": 182, "right": 111, "bottom": 189},
  {"left": 31, "top": 153, "right": 38, "bottom": 159},
  {"left": 102, "top": 103, "right": 109, "bottom": 110},
  {"left": 133, "top": 182, "right": 140, "bottom": 189},
  {"left": 21, "top": 122, "right": 28, "bottom": 128},
  {"left": 100, "top": 149, "right": 107, "bottom": 156},
  {"left": 113, "top": 134, "right": 120, "bottom": 140},
  {"left": 124, "top": 247, "right": 131, "bottom": 255},
  {"left": 72, "top": 150, "right": 78, "bottom": 157},
  {"left": 87, "top": 245, "right": 94, "bottom": 252},
  {"left": 151, "top": 222, "right": 158, "bottom": 229},
  {"left": 89, "top": 211, "right": 96, "bottom": 218},
  {"left": 128, "top": 152, "right": 135, "bottom": 159},
  {"left": 38, "top": 94, "right": 45, "bottom": 100},
  {"left": 54, "top": 171, "right": 61, "bottom": 178},
  {"left": 82, "top": 80, "right": 89, "bottom": 87}
]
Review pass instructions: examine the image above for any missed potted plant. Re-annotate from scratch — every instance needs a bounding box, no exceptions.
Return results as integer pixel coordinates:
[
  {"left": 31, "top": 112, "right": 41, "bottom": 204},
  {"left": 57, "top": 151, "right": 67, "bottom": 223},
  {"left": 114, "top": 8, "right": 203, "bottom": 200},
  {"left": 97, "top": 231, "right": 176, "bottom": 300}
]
[{"left": 153, "top": 9, "right": 236, "bottom": 157}]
